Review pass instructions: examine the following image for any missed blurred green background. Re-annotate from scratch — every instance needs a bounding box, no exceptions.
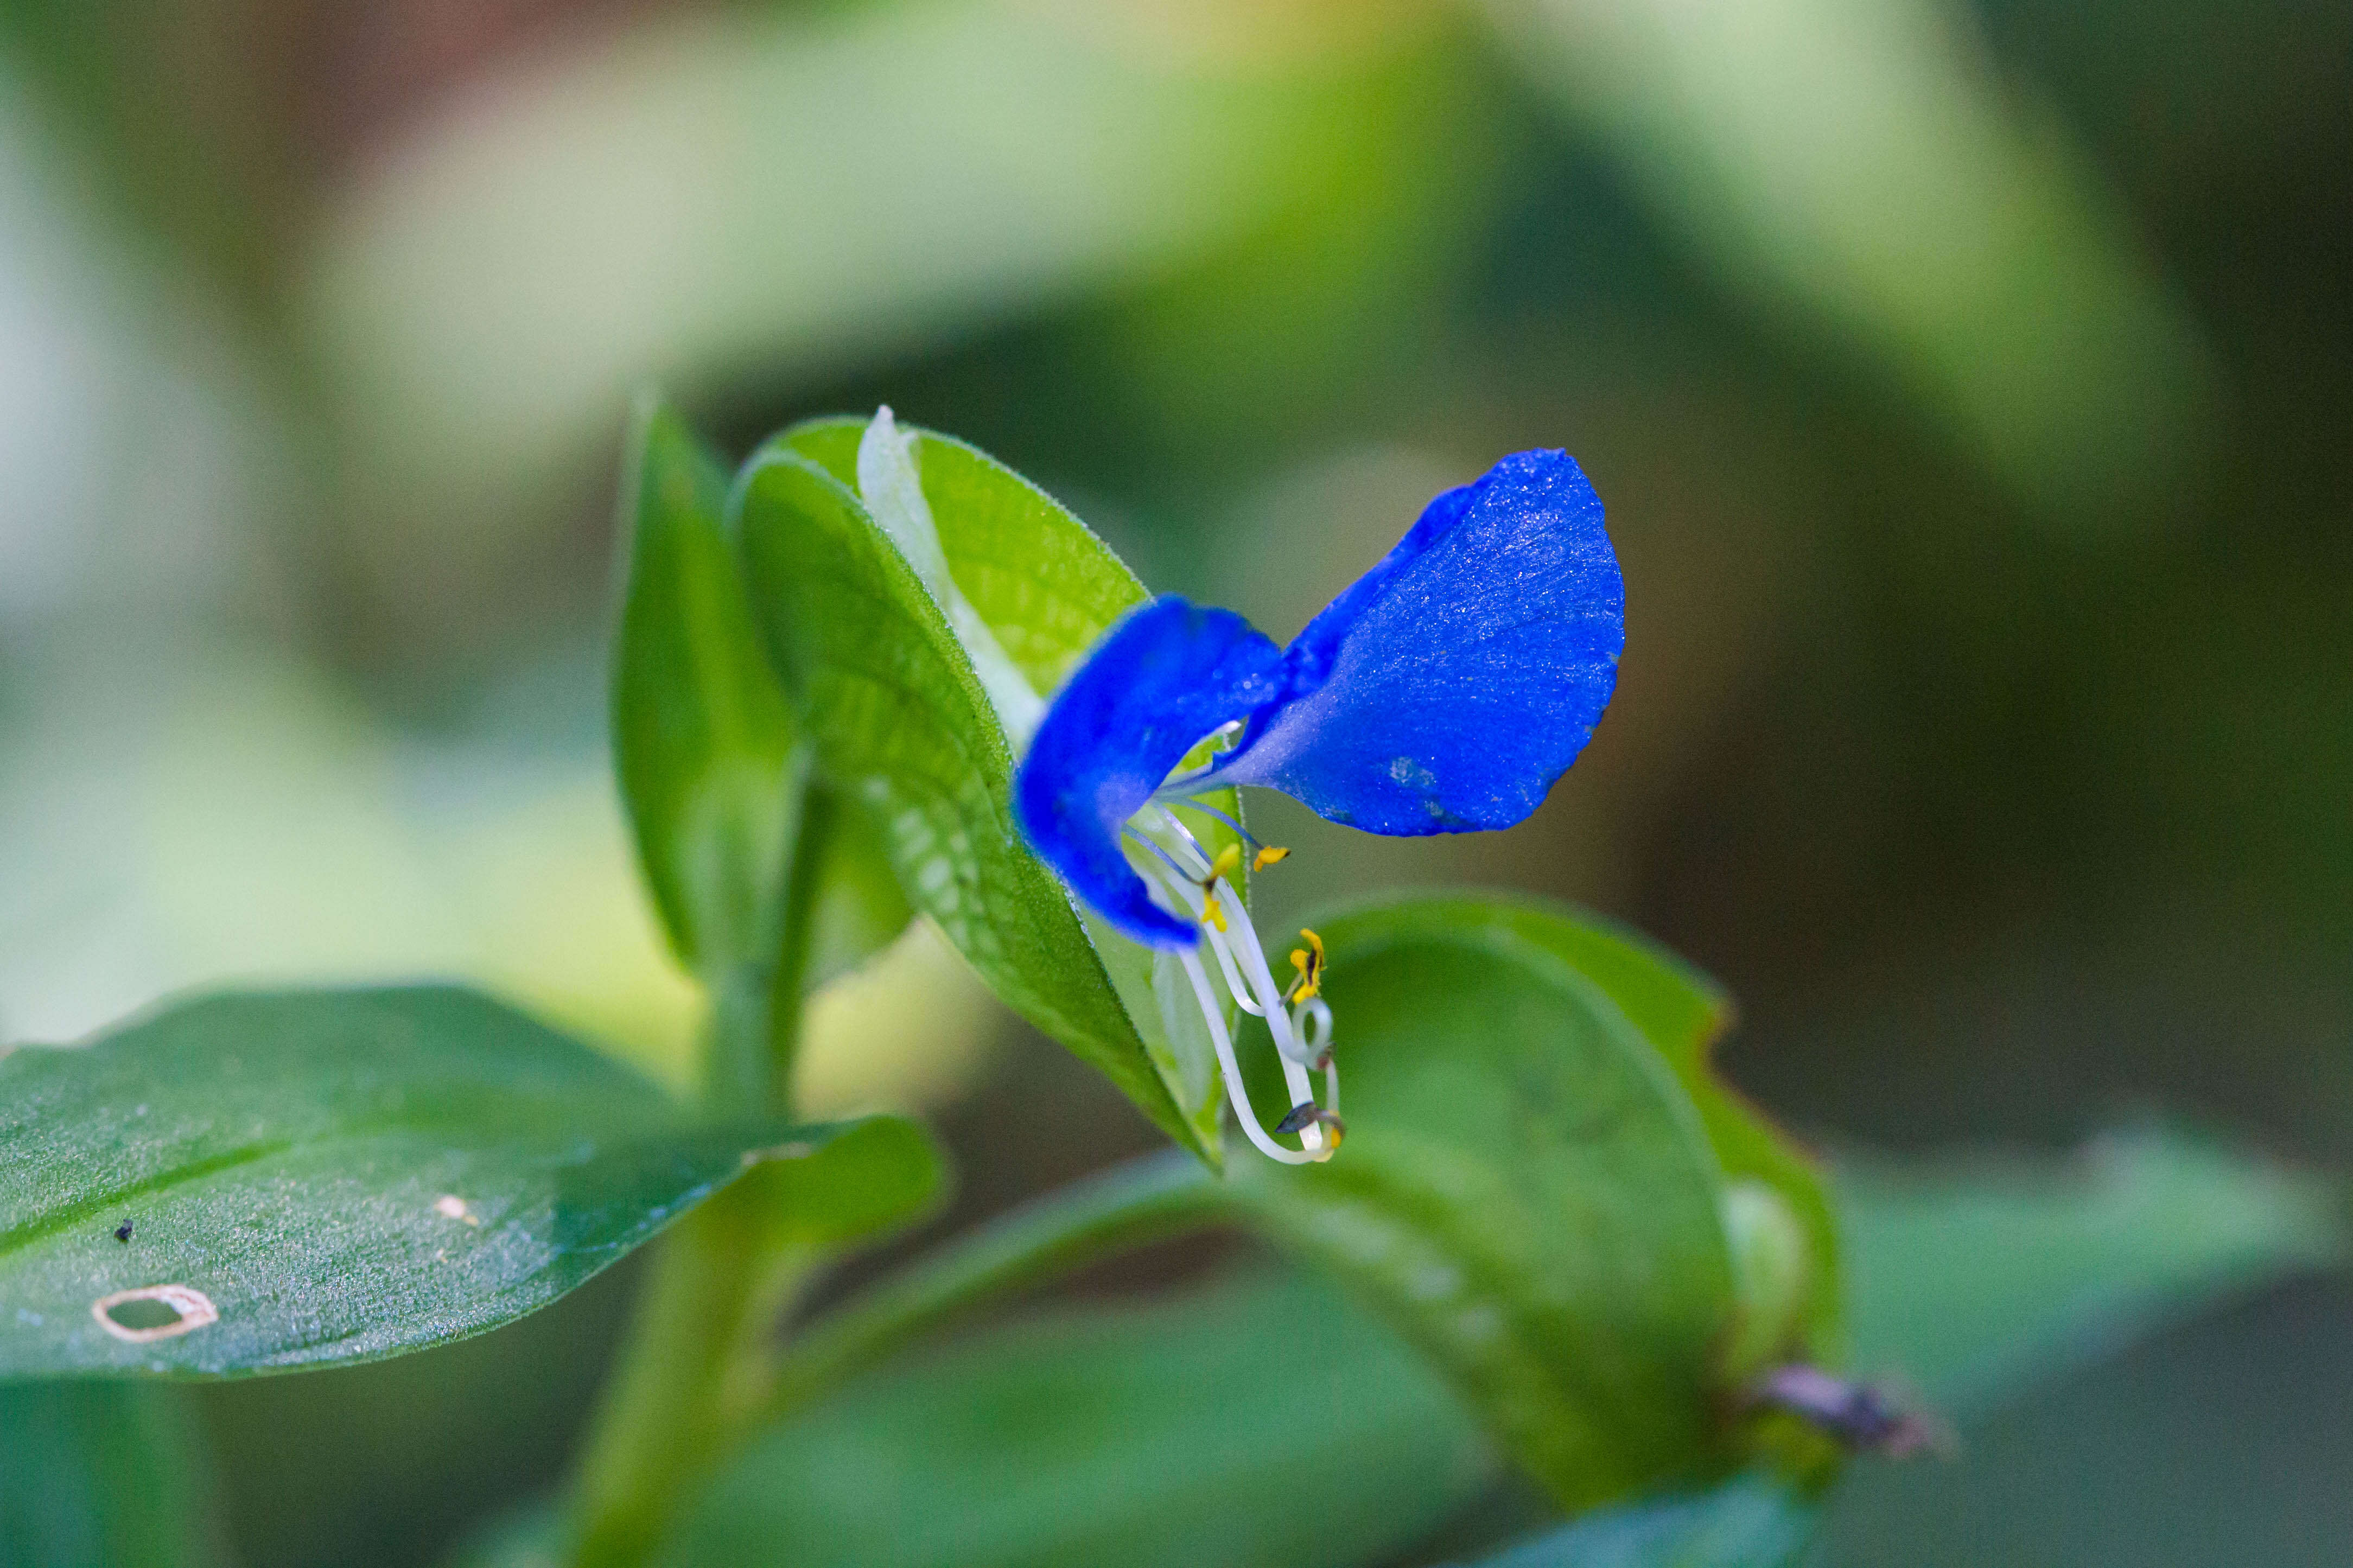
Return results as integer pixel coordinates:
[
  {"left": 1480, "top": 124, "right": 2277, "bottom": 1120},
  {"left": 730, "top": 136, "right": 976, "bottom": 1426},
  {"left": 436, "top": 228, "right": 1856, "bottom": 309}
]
[{"left": 0, "top": 0, "right": 2346, "bottom": 1563}]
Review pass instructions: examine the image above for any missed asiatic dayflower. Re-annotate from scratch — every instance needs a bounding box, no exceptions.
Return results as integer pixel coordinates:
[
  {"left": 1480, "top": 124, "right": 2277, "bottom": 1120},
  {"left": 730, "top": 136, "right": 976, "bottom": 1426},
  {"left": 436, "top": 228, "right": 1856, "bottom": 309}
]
[{"left": 1013, "top": 446, "right": 1626, "bottom": 1165}]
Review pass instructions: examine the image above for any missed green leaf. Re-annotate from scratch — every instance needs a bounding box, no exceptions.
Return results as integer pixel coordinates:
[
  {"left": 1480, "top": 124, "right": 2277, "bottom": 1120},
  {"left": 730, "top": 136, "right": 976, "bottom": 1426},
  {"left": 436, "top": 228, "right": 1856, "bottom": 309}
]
[
  {"left": 1420, "top": 894, "right": 1841, "bottom": 1360},
  {"left": 654, "top": 1271, "right": 1492, "bottom": 1568},
  {"left": 1229, "top": 893, "right": 1738, "bottom": 1512},
  {"left": 610, "top": 398, "right": 910, "bottom": 1000},
  {"left": 734, "top": 417, "right": 1240, "bottom": 1163},
  {"left": 1838, "top": 1125, "right": 2346, "bottom": 1417},
  {"left": 735, "top": 1112, "right": 948, "bottom": 1252},
  {"left": 0, "top": 986, "right": 830, "bottom": 1376},
  {"left": 613, "top": 397, "right": 796, "bottom": 978},
  {"left": 1460, "top": 1475, "right": 1816, "bottom": 1568},
  {"left": 0, "top": 1381, "right": 228, "bottom": 1567}
]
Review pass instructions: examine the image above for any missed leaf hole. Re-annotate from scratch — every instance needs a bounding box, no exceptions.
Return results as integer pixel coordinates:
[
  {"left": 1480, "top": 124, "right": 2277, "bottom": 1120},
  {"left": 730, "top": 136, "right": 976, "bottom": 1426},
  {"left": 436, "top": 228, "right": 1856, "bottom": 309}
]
[
  {"left": 108, "top": 1298, "right": 181, "bottom": 1331},
  {"left": 92, "top": 1284, "right": 219, "bottom": 1342}
]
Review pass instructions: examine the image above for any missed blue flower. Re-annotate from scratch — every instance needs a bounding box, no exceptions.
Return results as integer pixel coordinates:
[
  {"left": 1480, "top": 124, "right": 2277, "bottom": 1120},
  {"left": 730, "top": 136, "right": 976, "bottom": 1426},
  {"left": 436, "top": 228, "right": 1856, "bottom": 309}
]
[
  {"left": 1015, "top": 449, "right": 1624, "bottom": 948},
  {"left": 1011, "top": 448, "right": 1620, "bottom": 1164}
]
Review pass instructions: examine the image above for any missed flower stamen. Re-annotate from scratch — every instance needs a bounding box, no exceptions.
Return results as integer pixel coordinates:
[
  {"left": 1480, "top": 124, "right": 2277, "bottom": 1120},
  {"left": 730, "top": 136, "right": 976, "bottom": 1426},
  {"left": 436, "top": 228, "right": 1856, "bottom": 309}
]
[
  {"left": 1166, "top": 798, "right": 1289, "bottom": 875},
  {"left": 1129, "top": 805, "right": 1340, "bottom": 1162},
  {"left": 1272, "top": 1102, "right": 1346, "bottom": 1147},
  {"left": 1172, "top": 946, "right": 1324, "bottom": 1165},
  {"left": 1197, "top": 842, "right": 1245, "bottom": 933}
]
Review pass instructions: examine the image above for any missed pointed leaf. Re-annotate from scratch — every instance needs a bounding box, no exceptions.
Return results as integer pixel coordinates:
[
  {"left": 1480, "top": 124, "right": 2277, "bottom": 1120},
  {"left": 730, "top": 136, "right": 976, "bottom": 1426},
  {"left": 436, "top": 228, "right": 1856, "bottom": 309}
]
[
  {"left": 613, "top": 397, "right": 795, "bottom": 977},
  {"left": 1230, "top": 892, "right": 1737, "bottom": 1510},
  {"left": 612, "top": 399, "right": 910, "bottom": 992},
  {"left": 0, "top": 987, "right": 842, "bottom": 1376}
]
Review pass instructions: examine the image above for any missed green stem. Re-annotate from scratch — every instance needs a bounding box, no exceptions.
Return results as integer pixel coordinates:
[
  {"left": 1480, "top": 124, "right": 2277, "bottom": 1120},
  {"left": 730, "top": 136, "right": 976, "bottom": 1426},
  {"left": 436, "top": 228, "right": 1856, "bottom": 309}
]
[
  {"left": 698, "top": 767, "right": 834, "bottom": 1116},
  {"left": 569, "top": 791, "right": 1231, "bottom": 1564},
  {"left": 759, "top": 781, "right": 836, "bottom": 1116},
  {"left": 568, "top": 780, "right": 838, "bottom": 1567},
  {"left": 567, "top": 1177, "right": 811, "bottom": 1568},
  {"left": 758, "top": 1150, "right": 1236, "bottom": 1426}
]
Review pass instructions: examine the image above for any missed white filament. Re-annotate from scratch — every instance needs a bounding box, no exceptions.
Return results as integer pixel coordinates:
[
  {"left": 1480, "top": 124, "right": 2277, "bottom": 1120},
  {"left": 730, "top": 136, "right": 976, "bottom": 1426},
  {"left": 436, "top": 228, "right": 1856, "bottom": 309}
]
[
  {"left": 1296, "top": 996, "right": 1332, "bottom": 1055},
  {"left": 1155, "top": 810, "right": 1324, "bottom": 1070},
  {"left": 1136, "top": 807, "right": 1337, "bottom": 1160},
  {"left": 1150, "top": 825, "right": 1267, "bottom": 1019},
  {"left": 1204, "top": 925, "right": 1267, "bottom": 1018},
  {"left": 1175, "top": 947, "right": 1318, "bottom": 1166}
]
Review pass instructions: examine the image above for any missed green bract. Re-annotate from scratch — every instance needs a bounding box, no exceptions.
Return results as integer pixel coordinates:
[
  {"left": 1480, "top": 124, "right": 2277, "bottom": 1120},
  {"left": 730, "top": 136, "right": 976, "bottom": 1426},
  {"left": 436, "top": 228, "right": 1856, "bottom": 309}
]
[
  {"left": 0, "top": 987, "right": 881, "bottom": 1376},
  {"left": 733, "top": 415, "right": 1244, "bottom": 1162}
]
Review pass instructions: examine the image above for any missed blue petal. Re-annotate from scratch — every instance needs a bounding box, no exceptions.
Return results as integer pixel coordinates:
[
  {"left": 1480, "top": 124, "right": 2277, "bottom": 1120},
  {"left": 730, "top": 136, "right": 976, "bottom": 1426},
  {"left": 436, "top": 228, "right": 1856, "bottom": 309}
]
[
  {"left": 1014, "top": 597, "right": 1285, "bottom": 946},
  {"left": 1209, "top": 449, "right": 1623, "bottom": 834},
  {"left": 1283, "top": 477, "right": 1479, "bottom": 686}
]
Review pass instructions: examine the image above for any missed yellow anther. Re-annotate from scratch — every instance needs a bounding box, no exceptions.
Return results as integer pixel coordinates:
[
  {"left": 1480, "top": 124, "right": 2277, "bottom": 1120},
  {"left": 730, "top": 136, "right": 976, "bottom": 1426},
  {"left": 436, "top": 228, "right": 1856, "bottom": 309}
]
[
  {"left": 1251, "top": 845, "right": 1290, "bottom": 872},
  {"left": 1194, "top": 844, "right": 1245, "bottom": 940},
  {"left": 1285, "top": 927, "right": 1326, "bottom": 1002}
]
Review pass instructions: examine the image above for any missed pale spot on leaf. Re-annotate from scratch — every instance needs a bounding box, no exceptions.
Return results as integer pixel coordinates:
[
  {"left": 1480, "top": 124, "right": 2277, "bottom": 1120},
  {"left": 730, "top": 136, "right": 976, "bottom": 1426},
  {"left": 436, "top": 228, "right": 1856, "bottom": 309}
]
[{"left": 92, "top": 1284, "right": 218, "bottom": 1343}]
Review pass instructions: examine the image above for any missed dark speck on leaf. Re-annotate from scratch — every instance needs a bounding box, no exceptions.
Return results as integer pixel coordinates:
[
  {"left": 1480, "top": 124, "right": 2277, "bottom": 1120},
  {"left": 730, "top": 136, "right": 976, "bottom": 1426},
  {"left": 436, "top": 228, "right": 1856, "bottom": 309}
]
[{"left": 114, "top": 1219, "right": 133, "bottom": 1243}]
